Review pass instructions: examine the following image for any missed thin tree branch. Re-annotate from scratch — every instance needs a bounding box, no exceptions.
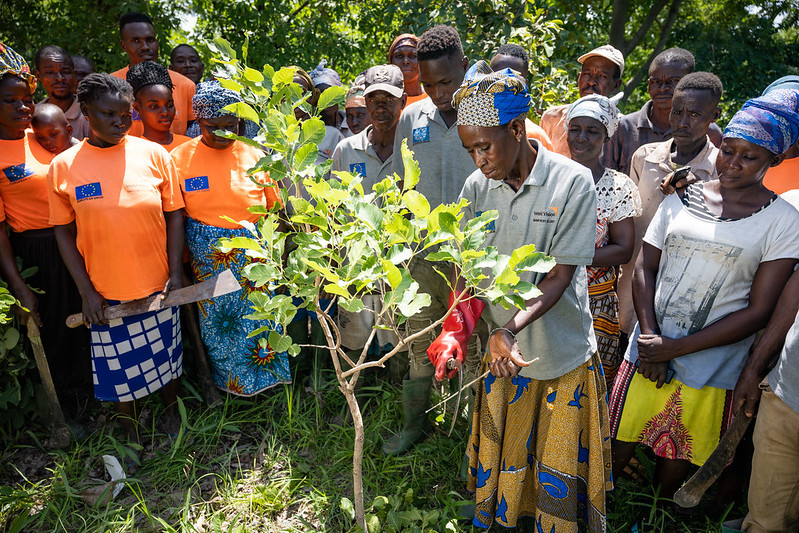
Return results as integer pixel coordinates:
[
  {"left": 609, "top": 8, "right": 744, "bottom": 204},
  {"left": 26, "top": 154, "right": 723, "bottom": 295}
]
[{"left": 623, "top": 0, "right": 671, "bottom": 57}]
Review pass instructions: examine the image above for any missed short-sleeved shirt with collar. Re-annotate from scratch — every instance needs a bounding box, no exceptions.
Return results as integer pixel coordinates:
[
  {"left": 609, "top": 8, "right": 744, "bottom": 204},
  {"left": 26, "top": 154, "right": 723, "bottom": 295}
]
[
  {"left": 331, "top": 125, "right": 393, "bottom": 192},
  {"left": 603, "top": 100, "right": 723, "bottom": 176},
  {"left": 459, "top": 141, "right": 598, "bottom": 380},
  {"left": 391, "top": 97, "right": 475, "bottom": 209},
  {"left": 37, "top": 96, "right": 90, "bottom": 140}
]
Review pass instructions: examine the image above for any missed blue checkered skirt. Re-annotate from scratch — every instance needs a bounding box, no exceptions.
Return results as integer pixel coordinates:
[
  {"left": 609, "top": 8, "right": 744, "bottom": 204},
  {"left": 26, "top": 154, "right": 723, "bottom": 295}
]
[{"left": 91, "top": 305, "right": 183, "bottom": 402}]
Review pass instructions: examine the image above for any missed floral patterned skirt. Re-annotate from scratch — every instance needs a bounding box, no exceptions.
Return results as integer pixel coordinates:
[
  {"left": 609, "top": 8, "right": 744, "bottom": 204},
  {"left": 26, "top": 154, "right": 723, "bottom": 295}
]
[
  {"left": 186, "top": 217, "right": 291, "bottom": 396},
  {"left": 609, "top": 360, "right": 734, "bottom": 466}
]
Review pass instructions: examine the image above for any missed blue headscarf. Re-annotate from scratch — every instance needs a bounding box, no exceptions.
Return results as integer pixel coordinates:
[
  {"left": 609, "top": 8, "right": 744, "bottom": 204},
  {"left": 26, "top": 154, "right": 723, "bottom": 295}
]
[
  {"left": 192, "top": 80, "right": 242, "bottom": 119},
  {"left": 724, "top": 91, "right": 799, "bottom": 155},
  {"left": 762, "top": 76, "right": 799, "bottom": 96},
  {"left": 452, "top": 60, "right": 531, "bottom": 127}
]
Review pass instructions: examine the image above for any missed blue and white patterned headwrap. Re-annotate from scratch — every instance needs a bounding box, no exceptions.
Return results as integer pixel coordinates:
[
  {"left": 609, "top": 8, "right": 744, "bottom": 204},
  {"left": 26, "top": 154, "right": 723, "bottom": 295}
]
[
  {"left": 762, "top": 76, "right": 799, "bottom": 97},
  {"left": 309, "top": 59, "right": 342, "bottom": 88},
  {"left": 565, "top": 94, "right": 619, "bottom": 137},
  {"left": 192, "top": 80, "right": 242, "bottom": 119},
  {"left": 452, "top": 60, "right": 531, "bottom": 127},
  {"left": 724, "top": 90, "right": 799, "bottom": 154}
]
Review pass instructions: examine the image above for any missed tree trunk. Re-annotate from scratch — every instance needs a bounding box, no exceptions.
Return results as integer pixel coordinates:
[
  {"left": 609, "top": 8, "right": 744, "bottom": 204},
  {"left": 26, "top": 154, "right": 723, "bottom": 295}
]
[
  {"left": 609, "top": 0, "right": 630, "bottom": 50},
  {"left": 342, "top": 381, "right": 367, "bottom": 531},
  {"left": 621, "top": 0, "right": 686, "bottom": 102}
]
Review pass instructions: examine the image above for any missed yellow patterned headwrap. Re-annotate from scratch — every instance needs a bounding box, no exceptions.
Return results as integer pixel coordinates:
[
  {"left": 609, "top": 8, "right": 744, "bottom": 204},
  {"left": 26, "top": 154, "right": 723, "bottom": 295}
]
[
  {"left": 0, "top": 42, "right": 36, "bottom": 94},
  {"left": 452, "top": 60, "right": 530, "bottom": 127}
]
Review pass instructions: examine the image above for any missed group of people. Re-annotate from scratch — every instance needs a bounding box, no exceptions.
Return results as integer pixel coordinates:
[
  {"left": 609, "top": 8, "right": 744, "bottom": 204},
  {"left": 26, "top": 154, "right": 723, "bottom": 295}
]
[{"left": 1, "top": 10, "right": 799, "bottom": 533}]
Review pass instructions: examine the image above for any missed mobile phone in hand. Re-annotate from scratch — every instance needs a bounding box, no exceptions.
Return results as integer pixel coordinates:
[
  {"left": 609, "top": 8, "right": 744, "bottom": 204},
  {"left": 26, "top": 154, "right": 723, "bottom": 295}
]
[{"left": 668, "top": 166, "right": 691, "bottom": 188}]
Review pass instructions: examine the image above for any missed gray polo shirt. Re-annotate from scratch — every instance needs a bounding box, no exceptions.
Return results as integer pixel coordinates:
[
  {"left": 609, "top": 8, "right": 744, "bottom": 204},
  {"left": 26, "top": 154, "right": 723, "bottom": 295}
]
[
  {"left": 602, "top": 100, "right": 723, "bottom": 176},
  {"left": 392, "top": 98, "right": 476, "bottom": 209},
  {"left": 459, "top": 142, "right": 598, "bottom": 380},
  {"left": 331, "top": 125, "right": 392, "bottom": 192}
]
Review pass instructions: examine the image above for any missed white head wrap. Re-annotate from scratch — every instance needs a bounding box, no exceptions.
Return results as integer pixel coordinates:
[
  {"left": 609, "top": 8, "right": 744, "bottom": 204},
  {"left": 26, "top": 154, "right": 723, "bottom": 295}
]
[{"left": 565, "top": 94, "right": 619, "bottom": 137}]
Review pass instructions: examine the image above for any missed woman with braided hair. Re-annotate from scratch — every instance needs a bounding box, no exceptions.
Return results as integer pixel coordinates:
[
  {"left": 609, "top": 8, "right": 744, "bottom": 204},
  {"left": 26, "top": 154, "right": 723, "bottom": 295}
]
[{"left": 49, "top": 73, "right": 185, "bottom": 472}]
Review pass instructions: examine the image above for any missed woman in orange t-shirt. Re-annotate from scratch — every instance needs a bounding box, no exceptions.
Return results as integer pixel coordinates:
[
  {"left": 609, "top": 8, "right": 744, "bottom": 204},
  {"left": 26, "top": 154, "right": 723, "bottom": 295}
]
[
  {"left": 173, "top": 81, "right": 290, "bottom": 397},
  {"left": 388, "top": 33, "right": 428, "bottom": 109},
  {"left": 126, "top": 61, "right": 190, "bottom": 152},
  {"left": 0, "top": 43, "right": 89, "bottom": 394},
  {"left": 49, "top": 74, "right": 185, "bottom": 470}
]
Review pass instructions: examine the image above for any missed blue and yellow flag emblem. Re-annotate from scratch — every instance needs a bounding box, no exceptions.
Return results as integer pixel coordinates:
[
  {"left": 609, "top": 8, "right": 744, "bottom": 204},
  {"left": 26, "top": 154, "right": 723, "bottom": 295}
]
[
  {"left": 2, "top": 163, "right": 34, "bottom": 183},
  {"left": 76, "top": 182, "right": 102, "bottom": 201},
  {"left": 185, "top": 176, "right": 209, "bottom": 192}
]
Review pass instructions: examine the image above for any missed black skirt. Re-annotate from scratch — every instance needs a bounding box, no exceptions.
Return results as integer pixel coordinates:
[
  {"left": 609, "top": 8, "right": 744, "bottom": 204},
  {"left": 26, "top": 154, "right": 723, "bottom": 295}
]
[{"left": 9, "top": 228, "right": 90, "bottom": 390}]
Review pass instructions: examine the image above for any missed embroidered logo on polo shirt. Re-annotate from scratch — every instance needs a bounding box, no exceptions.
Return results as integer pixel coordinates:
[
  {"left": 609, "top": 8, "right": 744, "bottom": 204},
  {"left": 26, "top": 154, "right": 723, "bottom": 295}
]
[
  {"left": 531, "top": 206, "right": 559, "bottom": 224},
  {"left": 412, "top": 126, "right": 429, "bottom": 144},
  {"left": 475, "top": 211, "right": 496, "bottom": 233},
  {"left": 76, "top": 182, "right": 103, "bottom": 201},
  {"left": 132, "top": 108, "right": 141, "bottom": 121},
  {"left": 2, "top": 163, "right": 34, "bottom": 183},
  {"left": 349, "top": 162, "right": 366, "bottom": 176},
  {"left": 185, "top": 176, "right": 210, "bottom": 192}
]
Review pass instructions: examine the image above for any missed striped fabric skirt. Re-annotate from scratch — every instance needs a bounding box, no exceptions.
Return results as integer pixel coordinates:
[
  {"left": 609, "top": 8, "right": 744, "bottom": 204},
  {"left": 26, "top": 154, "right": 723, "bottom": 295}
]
[
  {"left": 609, "top": 360, "right": 735, "bottom": 466},
  {"left": 466, "top": 353, "right": 613, "bottom": 532},
  {"left": 185, "top": 217, "right": 291, "bottom": 396},
  {"left": 587, "top": 266, "right": 621, "bottom": 386},
  {"left": 90, "top": 304, "right": 182, "bottom": 402}
]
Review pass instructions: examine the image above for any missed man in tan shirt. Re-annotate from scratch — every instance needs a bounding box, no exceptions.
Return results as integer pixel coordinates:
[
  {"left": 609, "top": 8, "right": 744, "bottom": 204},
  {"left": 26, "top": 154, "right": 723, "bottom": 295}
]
[
  {"left": 617, "top": 72, "right": 723, "bottom": 339},
  {"left": 540, "top": 45, "right": 624, "bottom": 156}
]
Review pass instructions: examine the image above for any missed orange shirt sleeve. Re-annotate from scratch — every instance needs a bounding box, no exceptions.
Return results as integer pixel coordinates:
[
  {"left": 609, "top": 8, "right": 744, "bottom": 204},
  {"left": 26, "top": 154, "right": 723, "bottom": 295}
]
[{"left": 47, "top": 155, "right": 77, "bottom": 226}]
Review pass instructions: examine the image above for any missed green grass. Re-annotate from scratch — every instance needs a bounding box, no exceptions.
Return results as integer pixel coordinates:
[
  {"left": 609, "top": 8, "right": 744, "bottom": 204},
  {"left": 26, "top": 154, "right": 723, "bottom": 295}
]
[{"left": 0, "top": 374, "right": 746, "bottom": 532}]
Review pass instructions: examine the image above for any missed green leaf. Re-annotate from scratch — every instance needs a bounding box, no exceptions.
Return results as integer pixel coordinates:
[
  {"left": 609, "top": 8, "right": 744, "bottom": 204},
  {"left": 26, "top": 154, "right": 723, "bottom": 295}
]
[
  {"left": 222, "top": 102, "right": 260, "bottom": 123},
  {"left": 339, "top": 298, "right": 364, "bottom": 313},
  {"left": 212, "top": 37, "right": 236, "bottom": 60},
  {"left": 294, "top": 143, "right": 318, "bottom": 172},
  {"left": 242, "top": 66, "right": 264, "bottom": 83},
  {"left": 317, "top": 85, "right": 348, "bottom": 111},
  {"left": 400, "top": 139, "right": 421, "bottom": 189},
  {"left": 402, "top": 190, "right": 430, "bottom": 218},
  {"left": 274, "top": 66, "right": 297, "bottom": 87},
  {"left": 340, "top": 497, "right": 355, "bottom": 521},
  {"left": 323, "top": 283, "right": 350, "bottom": 298},
  {"left": 382, "top": 260, "right": 402, "bottom": 290},
  {"left": 356, "top": 203, "right": 384, "bottom": 230},
  {"left": 300, "top": 118, "right": 325, "bottom": 145},
  {"left": 217, "top": 78, "right": 243, "bottom": 93}
]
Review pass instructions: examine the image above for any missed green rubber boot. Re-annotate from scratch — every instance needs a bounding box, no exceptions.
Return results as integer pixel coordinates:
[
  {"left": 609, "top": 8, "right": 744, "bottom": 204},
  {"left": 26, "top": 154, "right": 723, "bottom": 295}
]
[{"left": 382, "top": 375, "right": 432, "bottom": 456}]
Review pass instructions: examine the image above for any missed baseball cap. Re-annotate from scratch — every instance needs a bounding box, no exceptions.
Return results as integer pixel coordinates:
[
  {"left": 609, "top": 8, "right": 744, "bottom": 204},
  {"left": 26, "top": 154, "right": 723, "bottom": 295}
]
[
  {"left": 578, "top": 45, "right": 625, "bottom": 77},
  {"left": 363, "top": 64, "right": 404, "bottom": 98}
]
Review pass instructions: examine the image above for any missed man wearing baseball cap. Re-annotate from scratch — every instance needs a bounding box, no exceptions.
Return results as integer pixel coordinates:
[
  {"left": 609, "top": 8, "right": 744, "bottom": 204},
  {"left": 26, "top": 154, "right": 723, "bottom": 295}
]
[
  {"left": 540, "top": 44, "right": 625, "bottom": 156},
  {"left": 332, "top": 65, "right": 407, "bottom": 380}
]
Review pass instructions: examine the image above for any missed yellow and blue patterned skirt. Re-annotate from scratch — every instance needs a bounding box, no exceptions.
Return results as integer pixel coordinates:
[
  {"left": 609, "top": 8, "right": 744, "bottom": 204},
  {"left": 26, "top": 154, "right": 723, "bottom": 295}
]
[{"left": 466, "top": 353, "right": 613, "bottom": 532}]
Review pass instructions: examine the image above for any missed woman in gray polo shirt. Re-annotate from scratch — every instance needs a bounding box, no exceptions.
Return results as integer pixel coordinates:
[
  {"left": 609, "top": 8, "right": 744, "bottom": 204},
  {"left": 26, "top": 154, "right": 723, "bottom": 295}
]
[{"left": 435, "top": 61, "right": 611, "bottom": 532}]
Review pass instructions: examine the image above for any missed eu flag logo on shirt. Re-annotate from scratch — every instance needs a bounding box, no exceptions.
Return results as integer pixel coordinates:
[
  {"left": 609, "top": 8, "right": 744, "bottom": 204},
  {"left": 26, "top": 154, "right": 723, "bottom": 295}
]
[
  {"left": 132, "top": 108, "right": 141, "bottom": 121},
  {"left": 349, "top": 162, "right": 366, "bottom": 176},
  {"left": 76, "top": 182, "right": 103, "bottom": 201},
  {"left": 412, "top": 126, "right": 429, "bottom": 144},
  {"left": 185, "top": 176, "right": 209, "bottom": 192},
  {"left": 2, "top": 163, "right": 34, "bottom": 183}
]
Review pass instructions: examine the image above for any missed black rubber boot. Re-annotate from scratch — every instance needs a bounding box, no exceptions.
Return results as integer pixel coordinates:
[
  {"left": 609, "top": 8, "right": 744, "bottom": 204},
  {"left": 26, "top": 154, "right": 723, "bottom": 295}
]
[{"left": 382, "top": 375, "right": 432, "bottom": 456}]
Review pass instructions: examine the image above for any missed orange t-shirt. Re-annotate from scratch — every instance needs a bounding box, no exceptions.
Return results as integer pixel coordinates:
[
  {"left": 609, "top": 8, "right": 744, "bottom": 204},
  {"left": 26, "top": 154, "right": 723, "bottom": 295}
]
[
  {"left": 764, "top": 157, "right": 799, "bottom": 195},
  {"left": 111, "top": 66, "right": 196, "bottom": 135},
  {"left": 171, "top": 138, "right": 280, "bottom": 229},
  {"left": 525, "top": 118, "right": 555, "bottom": 152},
  {"left": 48, "top": 136, "right": 185, "bottom": 300},
  {"left": 403, "top": 92, "right": 428, "bottom": 110},
  {"left": 0, "top": 130, "right": 54, "bottom": 232},
  {"left": 162, "top": 134, "right": 191, "bottom": 152}
]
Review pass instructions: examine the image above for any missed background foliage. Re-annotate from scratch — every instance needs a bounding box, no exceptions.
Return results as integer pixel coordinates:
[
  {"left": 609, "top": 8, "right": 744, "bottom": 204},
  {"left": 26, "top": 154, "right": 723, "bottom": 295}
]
[{"left": 2, "top": 0, "right": 797, "bottom": 124}]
